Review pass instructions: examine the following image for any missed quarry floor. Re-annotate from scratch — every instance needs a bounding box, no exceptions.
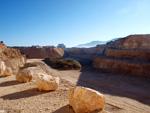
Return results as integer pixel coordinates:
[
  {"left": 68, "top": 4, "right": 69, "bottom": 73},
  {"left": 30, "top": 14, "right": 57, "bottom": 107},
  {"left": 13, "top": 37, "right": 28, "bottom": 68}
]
[{"left": 0, "top": 59, "right": 150, "bottom": 113}]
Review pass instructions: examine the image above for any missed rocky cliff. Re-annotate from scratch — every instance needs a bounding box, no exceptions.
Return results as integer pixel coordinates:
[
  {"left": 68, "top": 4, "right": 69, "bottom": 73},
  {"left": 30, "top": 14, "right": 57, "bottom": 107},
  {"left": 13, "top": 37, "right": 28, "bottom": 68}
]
[
  {"left": 92, "top": 34, "right": 150, "bottom": 78},
  {"left": 93, "top": 57, "right": 150, "bottom": 78},
  {"left": 119, "top": 34, "right": 150, "bottom": 49},
  {"left": 107, "top": 34, "right": 150, "bottom": 49},
  {"left": 106, "top": 49, "right": 150, "bottom": 62},
  {"left": 0, "top": 43, "right": 26, "bottom": 74},
  {"left": 66, "top": 47, "right": 108, "bottom": 60},
  {"left": 21, "top": 47, "right": 64, "bottom": 59}
]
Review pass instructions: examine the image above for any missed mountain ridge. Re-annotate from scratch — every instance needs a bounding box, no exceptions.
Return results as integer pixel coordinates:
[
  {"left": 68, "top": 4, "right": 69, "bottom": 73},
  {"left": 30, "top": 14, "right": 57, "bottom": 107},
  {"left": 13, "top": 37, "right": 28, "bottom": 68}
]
[{"left": 76, "top": 38, "right": 119, "bottom": 48}]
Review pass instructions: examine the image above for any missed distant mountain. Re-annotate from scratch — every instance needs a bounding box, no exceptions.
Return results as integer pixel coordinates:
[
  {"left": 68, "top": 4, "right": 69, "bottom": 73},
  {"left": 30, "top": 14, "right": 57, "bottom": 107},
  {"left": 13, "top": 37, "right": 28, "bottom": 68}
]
[{"left": 76, "top": 38, "right": 119, "bottom": 48}]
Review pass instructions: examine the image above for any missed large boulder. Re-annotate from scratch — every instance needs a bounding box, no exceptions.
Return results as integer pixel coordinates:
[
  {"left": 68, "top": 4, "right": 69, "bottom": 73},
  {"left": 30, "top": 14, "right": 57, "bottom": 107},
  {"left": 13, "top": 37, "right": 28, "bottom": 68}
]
[
  {"left": 4, "top": 67, "right": 12, "bottom": 76},
  {"left": 68, "top": 86, "right": 106, "bottom": 113},
  {"left": 36, "top": 73, "right": 59, "bottom": 91},
  {"left": 0, "top": 61, "right": 6, "bottom": 75},
  {"left": 16, "top": 69, "right": 33, "bottom": 83}
]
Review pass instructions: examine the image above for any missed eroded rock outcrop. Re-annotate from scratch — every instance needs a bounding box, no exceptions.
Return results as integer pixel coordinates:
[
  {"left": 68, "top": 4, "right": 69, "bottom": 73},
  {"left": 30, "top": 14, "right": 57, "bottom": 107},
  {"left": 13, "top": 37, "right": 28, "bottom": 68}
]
[
  {"left": 67, "top": 47, "right": 107, "bottom": 60},
  {"left": 119, "top": 35, "right": 150, "bottom": 49},
  {"left": 21, "top": 47, "right": 64, "bottom": 59},
  {"left": 106, "top": 49, "right": 150, "bottom": 62},
  {"left": 68, "top": 86, "right": 106, "bottom": 113},
  {"left": 16, "top": 69, "right": 33, "bottom": 83},
  {"left": 93, "top": 57, "right": 150, "bottom": 78},
  {"left": 92, "top": 34, "right": 150, "bottom": 78},
  {"left": 36, "top": 73, "right": 59, "bottom": 91},
  {"left": 0, "top": 42, "right": 26, "bottom": 75}
]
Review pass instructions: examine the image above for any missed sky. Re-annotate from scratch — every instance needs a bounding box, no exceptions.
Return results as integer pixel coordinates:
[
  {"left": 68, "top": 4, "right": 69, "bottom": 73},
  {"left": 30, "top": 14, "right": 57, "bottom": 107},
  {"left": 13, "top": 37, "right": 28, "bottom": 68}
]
[{"left": 0, "top": 0, "right": 150, "bottom": 47}]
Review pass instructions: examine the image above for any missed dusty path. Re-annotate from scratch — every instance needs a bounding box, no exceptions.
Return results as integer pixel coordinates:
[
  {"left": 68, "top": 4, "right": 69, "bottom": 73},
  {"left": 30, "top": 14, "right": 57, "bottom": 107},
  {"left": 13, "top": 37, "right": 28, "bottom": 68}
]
[{"left": 0, "top": 59, "right": 150, "bottom": 113}]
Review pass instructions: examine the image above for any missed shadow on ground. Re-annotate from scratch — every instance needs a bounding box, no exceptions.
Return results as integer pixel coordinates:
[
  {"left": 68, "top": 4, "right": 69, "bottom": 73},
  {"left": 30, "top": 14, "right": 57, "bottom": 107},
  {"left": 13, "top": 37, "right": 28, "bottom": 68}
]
[
  {"left": 0, "top": 88, "right": 52, "bottom": 100},
  {"left": 53, "top": 104, "right": 74, "bottom": 113},
  {"left": 76, "top": 67, "right": 150, "bottom": 105},
  {"left": 0, "top": 80, "right": 22, "bottom": 87},
  {"left": 53, "top": 103, "right": 123, "bottom": 113},
  {"left": 0, "top": 76, "right": 6, "bottom": 78}
]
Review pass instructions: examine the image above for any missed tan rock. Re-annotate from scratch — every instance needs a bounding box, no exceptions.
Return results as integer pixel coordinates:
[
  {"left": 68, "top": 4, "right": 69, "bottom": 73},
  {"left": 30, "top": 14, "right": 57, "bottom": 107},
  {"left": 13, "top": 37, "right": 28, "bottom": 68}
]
[
  {"left": 0, "top": 61, "right": 6, "bottom": 75},
  {"left": 4, "top": 67, "right": 12, "bottom": 76},
  {"left": 68, "top": 86, "right": 106, "bottom": 113},
  {"left": 16, "top": 69, "right": 32, "bottom": 83},
  {"left": 21, "top": 47, "right": 64, "bottom": 59},
  {"left": 36, "top": 73, "right": 59, "bottom": 91}
]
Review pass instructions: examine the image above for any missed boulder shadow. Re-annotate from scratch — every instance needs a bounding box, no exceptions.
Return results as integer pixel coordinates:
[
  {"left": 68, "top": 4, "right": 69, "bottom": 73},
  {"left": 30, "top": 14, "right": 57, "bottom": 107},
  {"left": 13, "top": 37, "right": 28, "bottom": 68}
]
[
  {"left": 0, "top": 80, "right": 22, "bottom": 87},
  {"left": 53, "top": 104, "right": 74, "bottom": 113},
  {"left": 0, "top": 88, "right": 52, "bottom": 100},
  {"left": 53, "top": 104, "right": 113, "bottom": 113},
  {"left": 0, "top": 76, "right": 6, "bottom": 78},
  {"left": 76, "top": 67, "right": 150, "bottom": 105}
]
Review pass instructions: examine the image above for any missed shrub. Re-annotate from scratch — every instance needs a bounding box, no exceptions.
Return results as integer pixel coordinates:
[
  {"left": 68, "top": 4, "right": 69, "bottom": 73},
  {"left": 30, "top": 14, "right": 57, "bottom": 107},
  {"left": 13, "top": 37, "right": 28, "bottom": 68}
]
[
  {"left": 20, "top": 63, "right": 37, "bottom": 70},
  {"left": 44, "top": 58, "right": 82, "bottom": 70}
]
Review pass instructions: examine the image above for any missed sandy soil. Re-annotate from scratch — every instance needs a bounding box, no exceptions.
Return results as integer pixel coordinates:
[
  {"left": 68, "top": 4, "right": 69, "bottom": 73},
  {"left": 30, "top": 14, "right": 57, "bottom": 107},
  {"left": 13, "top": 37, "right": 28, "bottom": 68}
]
[{"left": 0, "top": 59, "right": 150, "bottom": 113}]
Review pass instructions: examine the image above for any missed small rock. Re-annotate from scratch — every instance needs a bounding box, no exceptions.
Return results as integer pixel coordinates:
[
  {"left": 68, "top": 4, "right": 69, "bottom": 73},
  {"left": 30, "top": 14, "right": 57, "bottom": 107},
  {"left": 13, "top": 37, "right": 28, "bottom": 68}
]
[{"left": 68, "top": 86, "right": 106, "bottom": 113}]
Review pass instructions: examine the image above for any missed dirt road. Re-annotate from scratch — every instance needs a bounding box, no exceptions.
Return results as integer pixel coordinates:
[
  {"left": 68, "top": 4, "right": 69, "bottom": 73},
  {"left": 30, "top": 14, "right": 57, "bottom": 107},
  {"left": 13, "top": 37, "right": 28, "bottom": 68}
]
[{"left": 0, "top": 59, "right": 150, "bottom": 113}]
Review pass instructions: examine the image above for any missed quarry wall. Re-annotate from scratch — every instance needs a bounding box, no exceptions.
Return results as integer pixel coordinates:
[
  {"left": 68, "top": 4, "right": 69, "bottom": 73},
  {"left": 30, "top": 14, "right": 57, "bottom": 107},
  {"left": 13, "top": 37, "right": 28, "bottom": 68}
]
[
  {"left": 21, "top": 47, "right": 64, "bottom": 59},
  {"left": 93, "top": 57, "right": 150, "bottom": 78}
]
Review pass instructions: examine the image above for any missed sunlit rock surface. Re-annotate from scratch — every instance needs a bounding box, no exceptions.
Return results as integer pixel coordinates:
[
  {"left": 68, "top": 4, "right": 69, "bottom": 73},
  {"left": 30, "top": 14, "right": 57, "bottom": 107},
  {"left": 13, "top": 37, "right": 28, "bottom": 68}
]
[
  {"left": 0, "top": 61, "right": 6, "bottom": 75},
  {"left": 36, "top": 73, "right": 59, "bottom": 91},
  {"left": 68, "top": 86, "right": 106, "bottom": 113},
  {"left": 16, "top": 69, "right": 33, "bottom": 83}
]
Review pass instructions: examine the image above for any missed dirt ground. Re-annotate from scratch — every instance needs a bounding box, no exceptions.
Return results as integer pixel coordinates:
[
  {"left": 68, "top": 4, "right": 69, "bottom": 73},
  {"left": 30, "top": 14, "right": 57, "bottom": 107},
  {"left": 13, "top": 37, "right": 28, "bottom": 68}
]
[{"left": 0, "top": 59, "right": 150, "bottom": 113}]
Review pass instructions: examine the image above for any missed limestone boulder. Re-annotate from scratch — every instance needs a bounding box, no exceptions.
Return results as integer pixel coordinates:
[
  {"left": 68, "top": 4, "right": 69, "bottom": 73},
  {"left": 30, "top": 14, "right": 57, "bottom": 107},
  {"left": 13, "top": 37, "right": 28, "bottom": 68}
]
[
  {"left": 0, "top": 61, "right": 6, "bottom": 75},
  {"left": 68, "top": 86, "right": 106, "bottom": 113},
  {"left": 4, "top": 67, "right": 12, "bottom": 76},
  {"left": 16, "top": 69, "right": 33, "bottom": 83},
  {"left": 36, "top": 73, "right": 59, "bottom": 91}
]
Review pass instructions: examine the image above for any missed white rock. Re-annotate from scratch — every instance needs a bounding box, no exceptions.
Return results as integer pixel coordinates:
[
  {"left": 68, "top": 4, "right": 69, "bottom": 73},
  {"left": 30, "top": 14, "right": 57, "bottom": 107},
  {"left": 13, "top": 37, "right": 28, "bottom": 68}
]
[
  {"left": 16, "top": 69, "right": 32, "bottom": 82},
  {"left": 36, "top": 73, "right": 59, "bottom": 91},
  {"left": 68, "top": 86, "right": 106, "bottom": 113},
  {"left": 0, "top": 61, "right": 6, "bottom": 75},
  {"left": 4, "top": 67, "right": 12, "bottom": 76}
]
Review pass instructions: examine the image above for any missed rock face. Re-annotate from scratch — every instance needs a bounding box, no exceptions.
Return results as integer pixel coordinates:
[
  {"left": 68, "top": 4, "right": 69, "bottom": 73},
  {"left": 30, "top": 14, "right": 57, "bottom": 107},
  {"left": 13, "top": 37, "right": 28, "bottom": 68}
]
[
  {"left": 66, "top": 47, "right": 108, "bottom": 60},
  {"left": 36, "top": 73, "right": 59, "bottom": 91},
  {"left": 93, "top": 57, "right": 150, "bottom": 78},
  {"left": 0, "top": 42, "right": 26, "bottom": 75},
  {"left": 68, "top": 86, "right": 106, "bottom": 113},
  {"left": 21, "top": 47, "right": 64, "bottom": 59},
  {"left": 91, "top": 34, "right": 150, "bottom": 78},
  {"left": 119, "top": 35, "right": 150, "bottom": 49},
  {"left": 107, "top": 49, "right": 150, "bottom": 62},
  {"left": 16, "top": 69, "right": 33, "bottom": 82},
  {"left": 0, "top": 61, "right": 6, "bottom": 75}
]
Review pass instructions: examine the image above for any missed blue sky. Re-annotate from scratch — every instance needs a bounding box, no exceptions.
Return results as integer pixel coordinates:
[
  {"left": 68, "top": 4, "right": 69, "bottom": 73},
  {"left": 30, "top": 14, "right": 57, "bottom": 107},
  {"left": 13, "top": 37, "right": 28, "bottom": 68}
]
[{"left": 0, "top": 0, "right": 150, "bottom": 47}]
